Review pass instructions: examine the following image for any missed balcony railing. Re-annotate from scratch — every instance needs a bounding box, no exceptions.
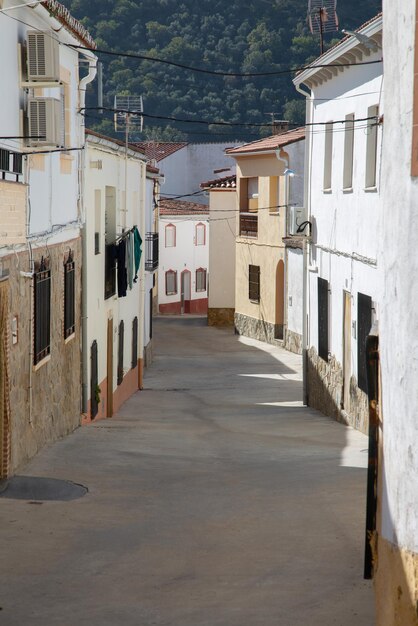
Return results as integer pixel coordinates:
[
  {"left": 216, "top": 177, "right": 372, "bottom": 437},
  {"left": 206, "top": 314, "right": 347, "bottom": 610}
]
[
  {"left": 239, "top": 212, "right": 258, "bottom": 238},
  {"left": 145, "top": 232, "right": 159, "bottom": 271}
]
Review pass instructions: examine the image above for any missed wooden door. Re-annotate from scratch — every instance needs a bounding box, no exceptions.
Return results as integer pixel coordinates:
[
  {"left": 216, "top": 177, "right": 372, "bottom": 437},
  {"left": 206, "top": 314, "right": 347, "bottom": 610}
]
[{"left": 107, "top": 318, "right": 113, "bottom": 417}]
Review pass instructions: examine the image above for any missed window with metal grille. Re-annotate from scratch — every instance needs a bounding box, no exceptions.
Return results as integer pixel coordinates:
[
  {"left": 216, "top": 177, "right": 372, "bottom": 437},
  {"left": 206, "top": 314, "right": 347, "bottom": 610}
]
[
  {"left": 196, "top": 268, "right": 207, "bottom": 292},
  {"left": 0, "top": 149, "right": 10, "bottom": 172},
  {"left": 318, "top": 277, "right": 329, "bottom": 361},
  {"left": 165, "top": 224, "right": 176, "bottom": 247},
  {"left": 357, "top": 292, "right": 372, "bottom": 393},
  {"left": 64, "top": 252, "right": 75, "bottom": 339},
  {"left": 117, "top": 320, "right": 124, "bottom": 385},
  {"left": 90, "top": 340, "right": 98, "bottom": 419},
  {"left": 195, "top": 223, "right": 206, "bottom": 246},
  {"left": 248, "top": 265, "right": 260, "bottom": 302},
  {"left": 131, "top": 317, "right": 138, "bottom": 369},
  {"left": 165, "top": 270, "right": 177, "bottom": 295},
  {"left": 34, "top": 261, "right": 51, "bottom": 364}
]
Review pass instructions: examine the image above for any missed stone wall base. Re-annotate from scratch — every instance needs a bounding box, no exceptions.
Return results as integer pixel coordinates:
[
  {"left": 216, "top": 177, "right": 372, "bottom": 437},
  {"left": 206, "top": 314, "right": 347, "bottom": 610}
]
[
  {"left": 307, "top": 346, "right": 369, "bottom": 433},
  {"left": 375, "top": 535, "right": 418, "bottom": 626},
  {"left": 208, "top": 308, "right": 235, "bottom": 326},
  {"left": 234, "top": 312, "right": 276, "bottom": 344},
  {"left": 285, "top": 329, "right": 302, "bottom": 355},
  {"left": 144, "top": 339, "right": 153, "bottom": 368}
]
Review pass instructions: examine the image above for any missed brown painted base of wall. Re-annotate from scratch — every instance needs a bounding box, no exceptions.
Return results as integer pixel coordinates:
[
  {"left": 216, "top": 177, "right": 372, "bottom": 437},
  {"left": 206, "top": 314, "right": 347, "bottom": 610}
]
[
  {"left": 138, "top": 357, "right": 144, "bottom": 390},
  {"left": 307, "top": 347, "right": 369, "bottom": 434},
  {"left": 375, "top": 535, "right": 418, "bottom": 625},
  {"left": 208, "top": 308, "right": 235, "bottom": 326},
  {"left": 159, "top": 298, "right": 208, "bottom": 315},
  {"left": 83, "top": 365, "right": 140, "bottom": 424}
]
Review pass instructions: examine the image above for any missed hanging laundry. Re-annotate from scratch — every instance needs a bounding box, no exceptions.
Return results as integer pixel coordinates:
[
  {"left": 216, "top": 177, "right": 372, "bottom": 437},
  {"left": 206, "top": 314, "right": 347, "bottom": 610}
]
[
  {"left": 133, "top": 227, "right": 142, "bottom": 283},
  {"left": 117, "top": 239, "right": 128, "bottom": 297},
  {"left": 126, "top": 231, "right": 134, "bottom": 290}
]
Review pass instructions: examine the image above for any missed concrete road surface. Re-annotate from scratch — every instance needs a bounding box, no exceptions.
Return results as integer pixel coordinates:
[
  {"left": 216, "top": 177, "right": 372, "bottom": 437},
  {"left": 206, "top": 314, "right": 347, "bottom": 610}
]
[{"left": 0, "top": 316, "right": 374, "bottom": 626}]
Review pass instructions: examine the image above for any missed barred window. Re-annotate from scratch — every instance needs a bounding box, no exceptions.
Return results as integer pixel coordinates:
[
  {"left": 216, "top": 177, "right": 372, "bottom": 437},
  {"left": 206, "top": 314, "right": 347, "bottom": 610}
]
[
  {"left": 195, "top": 223, "right": 206, "bottom": 246},
  {"left": 165, "top": 224, "right": 176, "bottom": 247},
  {"left": 165, "top": 270, "right": 177, "bottom": 295},
  {"left": 64, "top": 252, "right": 75, "bottom": 339},
  {"left": 248, "top": 264, "right": 260, "bottom": 302},
  {"left": 34, "top": 260, "right": 51, "bottom": 364},
  {"left": 196, "top": 268, "right": 207, "bottom": 292}
]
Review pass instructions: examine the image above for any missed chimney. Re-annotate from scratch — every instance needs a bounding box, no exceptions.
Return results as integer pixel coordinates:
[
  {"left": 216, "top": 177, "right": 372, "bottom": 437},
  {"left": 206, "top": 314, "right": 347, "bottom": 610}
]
[{"left": 272, "top": 120, "right": 289, "bottom": 135}]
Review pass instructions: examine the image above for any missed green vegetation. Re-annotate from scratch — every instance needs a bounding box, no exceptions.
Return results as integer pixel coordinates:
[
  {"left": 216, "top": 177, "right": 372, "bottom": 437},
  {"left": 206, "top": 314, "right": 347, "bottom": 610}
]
[{"left": 65, "top": 0, "right": 381, "bottom": 142}]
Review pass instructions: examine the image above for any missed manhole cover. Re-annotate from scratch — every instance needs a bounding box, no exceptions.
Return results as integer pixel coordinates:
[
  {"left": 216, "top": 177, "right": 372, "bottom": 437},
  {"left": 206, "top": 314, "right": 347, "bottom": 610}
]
[{"left": 0, "top": 476, "right": 88, "bottom": 501}]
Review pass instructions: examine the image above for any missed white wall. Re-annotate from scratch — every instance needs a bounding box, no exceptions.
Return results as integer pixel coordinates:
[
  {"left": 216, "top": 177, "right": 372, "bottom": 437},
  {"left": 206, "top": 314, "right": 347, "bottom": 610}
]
[
  {"left": 287, "top": 248, "right": 303, "bottom": 336},
  {"left": 379, "top": 0, "right": 418, "bottom": 553},
  {"left": 159, "top": 215, "right": 209, "bottom": 305}
]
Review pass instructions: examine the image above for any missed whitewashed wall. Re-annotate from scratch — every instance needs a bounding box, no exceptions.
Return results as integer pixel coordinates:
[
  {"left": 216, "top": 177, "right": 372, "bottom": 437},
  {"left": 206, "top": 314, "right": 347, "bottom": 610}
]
[{"left": 287, "top": 248, "right": 303, "bottom": 336}]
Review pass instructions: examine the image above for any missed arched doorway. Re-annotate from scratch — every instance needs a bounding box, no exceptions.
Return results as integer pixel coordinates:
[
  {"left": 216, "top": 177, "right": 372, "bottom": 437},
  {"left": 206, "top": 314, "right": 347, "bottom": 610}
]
[{"left": 275, "top": 260, "right": 285, "bottom": 340}]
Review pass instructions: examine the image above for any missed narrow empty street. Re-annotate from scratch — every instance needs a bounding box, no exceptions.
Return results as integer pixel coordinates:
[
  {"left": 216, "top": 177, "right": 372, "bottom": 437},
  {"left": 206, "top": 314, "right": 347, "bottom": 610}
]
[{"left": 0, "top": 317, "right": 374, "bottom": 625}]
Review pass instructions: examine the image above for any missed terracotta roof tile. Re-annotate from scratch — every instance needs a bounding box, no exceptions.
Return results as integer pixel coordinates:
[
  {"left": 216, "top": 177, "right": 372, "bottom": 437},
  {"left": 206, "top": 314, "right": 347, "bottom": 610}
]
[
  {"left": 133, "top": 142, "right": 188, "bottom": 162},
  {"left": 41, "top": 0, "right": 96, "bottom": 49},
  {"left": 159, "top": 199, "right": 209, "bottom": 216},
  {"left": 226, "top": 127, "right": 305, "bottom": 156},
  {"left": 200, "top": 174, "right": 236, "bottom": 189}
]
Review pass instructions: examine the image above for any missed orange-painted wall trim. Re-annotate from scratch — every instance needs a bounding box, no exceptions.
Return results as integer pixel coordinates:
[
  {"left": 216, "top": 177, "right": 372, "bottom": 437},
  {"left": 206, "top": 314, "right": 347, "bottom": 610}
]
[{"left": 82, "top": 365, "right": 140, "bottom": 425}]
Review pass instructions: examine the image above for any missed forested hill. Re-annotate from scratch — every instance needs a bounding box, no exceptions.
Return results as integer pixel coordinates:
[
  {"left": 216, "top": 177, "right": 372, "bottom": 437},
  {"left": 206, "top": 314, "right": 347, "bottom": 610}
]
[{"left": 64, "top": 0, "right": 381, "bottom": 142}]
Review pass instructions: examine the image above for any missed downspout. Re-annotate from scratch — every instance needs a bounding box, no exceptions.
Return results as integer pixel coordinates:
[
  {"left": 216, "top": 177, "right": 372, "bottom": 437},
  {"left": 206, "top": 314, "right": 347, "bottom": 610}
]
[
  {"left": 79, "top": 56, "right": 97, "bottom": 414},
  {"left": 296, "top": 82, "right": 313, "bottom": 406}
]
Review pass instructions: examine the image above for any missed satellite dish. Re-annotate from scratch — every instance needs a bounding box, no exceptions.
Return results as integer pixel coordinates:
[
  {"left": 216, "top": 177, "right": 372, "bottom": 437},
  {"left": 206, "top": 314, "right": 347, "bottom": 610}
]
[
  {"left": 308, "top": 0, "right": 338, "bottom": 53},
  {"left": 114, "top": 95, "right": 144, "bottom": 134}
]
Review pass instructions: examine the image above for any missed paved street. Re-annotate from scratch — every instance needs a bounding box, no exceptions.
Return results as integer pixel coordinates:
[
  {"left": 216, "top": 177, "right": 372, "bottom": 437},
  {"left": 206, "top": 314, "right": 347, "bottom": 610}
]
[{"left": 0, "top": 316, "right": 374, "bottom": 625}]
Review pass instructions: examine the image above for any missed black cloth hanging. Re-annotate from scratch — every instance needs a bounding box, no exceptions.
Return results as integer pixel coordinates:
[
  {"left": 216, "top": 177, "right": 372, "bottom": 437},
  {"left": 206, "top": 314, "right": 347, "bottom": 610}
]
[{"left": 117, "top": 239, "right": 128, "bottom": 297}]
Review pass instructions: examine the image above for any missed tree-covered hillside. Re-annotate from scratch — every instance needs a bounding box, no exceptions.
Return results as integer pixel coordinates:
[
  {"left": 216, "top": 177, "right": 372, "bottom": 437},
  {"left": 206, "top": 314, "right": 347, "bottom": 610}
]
[{"left": 64, "top": 0, "right": 381, "bottom": 142}]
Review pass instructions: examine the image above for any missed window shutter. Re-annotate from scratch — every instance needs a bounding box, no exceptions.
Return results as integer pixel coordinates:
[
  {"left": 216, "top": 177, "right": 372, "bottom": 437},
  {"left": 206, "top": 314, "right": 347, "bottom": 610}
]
[
  {"left": 90, "top": 340, "right": 98, "bottom": 419},
  {"left": 357, "top": 293, "right": 372, "bottom": 392},
  {"left": 248, "top": 265, "right": 260, "bottom": 302},
  {"left": 318, "top": 277, "right": 329, "bottom": 361},
  {"left": 131, "top": 317, "right": 138, "bottom": 369},
  {"left": 117, "top": 320, "right": 124, "bottom": 385}
]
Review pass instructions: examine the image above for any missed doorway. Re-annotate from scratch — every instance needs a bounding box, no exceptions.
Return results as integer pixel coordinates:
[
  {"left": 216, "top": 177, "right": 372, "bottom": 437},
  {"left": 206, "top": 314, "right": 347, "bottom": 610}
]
[
  {"left": 275, "top": 260, "right": 285, "bottom": 339},
  {"left": 106, "top": 318, "right": 113, "bottom": 417},
  {"left": 181, "top": 270, "right": 191, "bottom": 314},
  {"left": 342, "top": 291, "right": 351, "bottom": 410}
]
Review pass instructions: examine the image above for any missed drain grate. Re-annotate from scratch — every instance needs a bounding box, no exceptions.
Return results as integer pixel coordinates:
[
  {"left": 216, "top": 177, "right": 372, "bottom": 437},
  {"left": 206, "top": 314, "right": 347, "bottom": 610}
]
[{"left": 0, "top": 476, "right": 88, "bottom": 501}]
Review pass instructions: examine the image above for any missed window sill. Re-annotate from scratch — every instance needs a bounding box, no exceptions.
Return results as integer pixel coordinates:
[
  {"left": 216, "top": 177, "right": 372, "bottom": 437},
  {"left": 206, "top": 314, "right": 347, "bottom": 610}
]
[
  {"left": 323, "top": 188, "right": 332, "bottom": 194},
  {"left": 33, "top": 354, "right": 51, "bottom": 371},
  {"left": 342, "top": 187, "right": 353, "bottom": 194},
  {"left": 364, "top": 186, "right": 378, "bottom": 193},
  {"left": 64, "top": 332, "right": 75, "bottom": 345},
  {"left": 269, "top": 211, "right": 280, "bottom": 216}
]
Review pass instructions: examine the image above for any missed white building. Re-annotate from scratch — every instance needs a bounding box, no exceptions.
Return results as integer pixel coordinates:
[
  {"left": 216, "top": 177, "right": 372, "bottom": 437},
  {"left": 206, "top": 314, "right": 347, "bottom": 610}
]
[
  {"left": 375, "top": 1, "right": 418, "bottom": 621},
  {"left": 0, "top": 0, "right": 96, "bottom": 476},
  {"left": 158, "top": 200, "right": 209, "bottom": 315},
  {"left": 83, "top": 130, "right": 147, "bottom": 421},
  {"left": 293, "top": 14, "right": 383, "bottom": 433}
]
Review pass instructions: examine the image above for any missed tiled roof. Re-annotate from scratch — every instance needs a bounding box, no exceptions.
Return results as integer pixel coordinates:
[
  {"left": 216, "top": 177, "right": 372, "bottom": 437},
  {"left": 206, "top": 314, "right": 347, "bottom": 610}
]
[
  {"left": 200, "top": 174, "right": 236, "bottom": 189},
  {"left": 41, "top": 0, "right": 96, "bottom": 49},
  {"left": 226, "top": 127, "right": 305, "bottom": 156},
  {"left": 159, "top": 199, "right": 209, "bottom": 216},
  {"left": 132, "top": 142, "right": 188, "bottom": 162}
]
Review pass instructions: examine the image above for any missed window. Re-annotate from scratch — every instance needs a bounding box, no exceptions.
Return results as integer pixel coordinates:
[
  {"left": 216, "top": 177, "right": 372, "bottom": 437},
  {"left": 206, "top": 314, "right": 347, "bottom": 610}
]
[
  {"left": 94, "top": 189, "right": 101, "bottom": 255},
  {"left": 117, "top": 320, "right": 124, "bottom": 385},
  {"left": 34, "top": 261, "right": 51, "bottom": 364},
  {"left": 318, "top": 277, "right": 329, "bottom": 361},
  {"left": 64, "top": 251, "right": 75, "bottom": 339},
  {"left": 90, "top": 340, "right": 98, "bottom": 419},
  {"left": 196, "top": 268, "right": 207, "bottom": 292},
  {"left": 104, "top": 186, "right": 116, "bottom": 299},
  {"left": 131, "top": 317, "right": 138, "bottom": 369},
  {"left": 248, "top": 265, "right": 260, "bottom": 302},
  {"left": 240, "top": 177, "right": 259, "bottom": 212},
  {"left": 195, "top": 223, "right": 206, "bottom": 246},
  {"left": 343, "top": 113, "right": 355, "bottom": 189},
  {"left": 165, "top": 224, "right": 176, "bottom": 247},
  {"left": 365, "top": 105, "right": 379, "bottom": 188},
  {"left": 357, "top": 293, "right": 372, "bottom": 393},
  {"left": 323, "top": 122, "right": 333, "bottom": 190},
  {"left": 165, "top": 270, "right": 177, "bottom": 295}
]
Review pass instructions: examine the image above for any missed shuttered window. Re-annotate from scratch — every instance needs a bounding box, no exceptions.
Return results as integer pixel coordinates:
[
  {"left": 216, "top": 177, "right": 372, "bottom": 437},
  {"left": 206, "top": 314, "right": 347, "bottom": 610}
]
[
  {"left": 196, "top": 268, "right": 207, "bottom": 292},
  {"left": 64, "top": 253, "right": 75, "bottom": 339},
  {"left": 90, "top": 340, "right": 98, "bottom": 419},
  {"left": 117, "top": 320, "right": 124, "bottom": 385},
  {"left": 318, "top": 277, "right": 329, "bottom": 361},
  {"left": 166, "top": 270, "right": 177, "bottom": 295},
  {"left": 248, "top": 265, "right": 260, "bottom": 302},
  {"left": 131, "top": 317, "right": 138, "bottom": 369},
  {"left": 34, "top": 262, "right": 51, "bottom": 364},
  {"left": 357, "top": 293, "right": 372, "bottom": 393}
]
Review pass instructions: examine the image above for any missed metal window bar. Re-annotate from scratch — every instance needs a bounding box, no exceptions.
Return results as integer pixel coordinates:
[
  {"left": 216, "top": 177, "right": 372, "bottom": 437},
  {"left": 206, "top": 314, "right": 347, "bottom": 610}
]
[
  {"left": 248, "top": 265, "right": 260, "bottom": 302},
  {"left": 145, "top": 232, "right": 159, "bottom": 271},
  {"left": 131, "top": 317, "right": 138, "bottom": 369},
  {"left": 64, "top": 257, "right": 75, "bottom": 339},
  {"left": 240, "top": 213, "right": 258, "bottom": 237},
  {"left": 318, "top": 277, "right": 329, "bottom": 361},
  {"left": 117, "top": 320, "right": 124, "bottom": 385},
  {"left": 11, "top": 152, "right": 23, "bottom": 175},
  {"left": 34, "top": 267, "right": 51, "bottom": 364},
  {"left": 90, "top": 340, "right": 98, "bottom": 419}
]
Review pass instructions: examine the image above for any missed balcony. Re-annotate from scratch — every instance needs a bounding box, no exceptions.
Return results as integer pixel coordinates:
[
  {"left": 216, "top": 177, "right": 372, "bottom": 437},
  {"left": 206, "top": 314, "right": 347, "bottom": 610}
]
[
  {"left": 239, "top": 213, "right": 258, "bottom": 238},
  {"left": 145, "top": 232, "right": 159, "bottom": 271}
]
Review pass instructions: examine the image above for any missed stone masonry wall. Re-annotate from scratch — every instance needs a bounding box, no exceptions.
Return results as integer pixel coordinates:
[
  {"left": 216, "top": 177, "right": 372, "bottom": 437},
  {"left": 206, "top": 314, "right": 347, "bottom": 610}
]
[
  {"left": 6, "top": 237, "right": 82, "bottom": 473},
  {"left": 234, "top": 312, "right": 276, "bottom": 344},
  {"left": 284, "top": 329, "right": 302, "bottom": 355},
  {"left": 307, "top": 346, "right": 369, "bottom": 434},
  {"left": 208, "top": 308, "right": 235, "bottom": 326}
]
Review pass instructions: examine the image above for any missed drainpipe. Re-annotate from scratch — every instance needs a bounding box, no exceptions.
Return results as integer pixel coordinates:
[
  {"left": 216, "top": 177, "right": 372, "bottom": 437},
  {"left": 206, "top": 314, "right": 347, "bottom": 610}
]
[
  {"left": 79, "top": 56, "right": 97, "bottom": 414},
  {"left": 296, "top": 82, "right": 313, "bottom": 406}
]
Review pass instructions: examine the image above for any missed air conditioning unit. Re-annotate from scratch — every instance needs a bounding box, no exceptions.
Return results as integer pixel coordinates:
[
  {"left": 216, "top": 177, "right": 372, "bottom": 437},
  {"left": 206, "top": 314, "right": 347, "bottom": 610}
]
[
  {"left": 288, "top": 206, "right": 307, "bottom": 236},
  {"left": 26, "top": 31, "right": 59, "bottom": 82},
  {"left": 27, "top": 98, "right": 62, "bottom": 147}
]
